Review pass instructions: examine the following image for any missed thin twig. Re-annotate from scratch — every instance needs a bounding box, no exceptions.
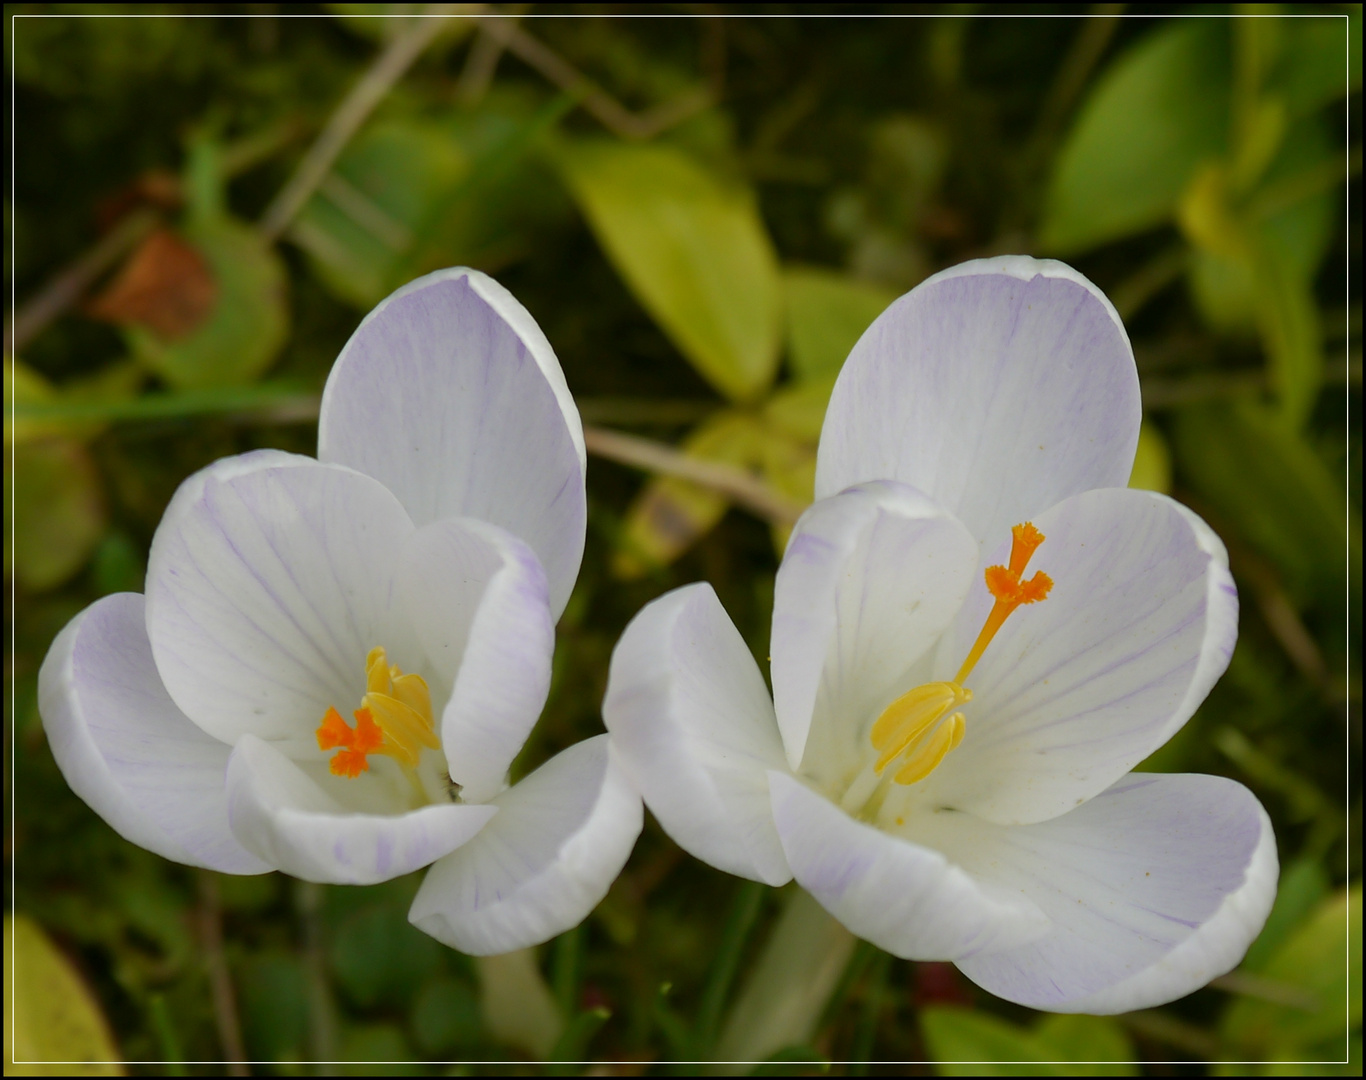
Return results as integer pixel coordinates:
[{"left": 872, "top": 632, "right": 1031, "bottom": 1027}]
[
  {"left": 583, "top": 424, "right": 807, "bottom": 526},
  {"left": 259, "top": 6, "right": 467, "bottom": 241},
  {"left": 294, "top": 880, "right": 338, "bottom": 1070},
  {"left": 197, "top": 871, "right": 250, "bottom": 1076},
  {"left": 481, "top": 18, "right": 712, "bottom": 140},
  {"left": 1109, "top": 246, "right": 1188, "bottom": 322},
  {"left": 1120, "top": 1009, "right": 1220, "bottom": 1060},
  {"left": 1210, "top": 970, "right": 1321, "bottom": 1012},
  {"left": 1032, "top": 5, "right": 1126, "bottom": 148},
  {"left": 5, "top": 207, "right": 160, "bottom": 355},
  {"left": 456, "top": 10, "right": 523, "bottom": 105}
]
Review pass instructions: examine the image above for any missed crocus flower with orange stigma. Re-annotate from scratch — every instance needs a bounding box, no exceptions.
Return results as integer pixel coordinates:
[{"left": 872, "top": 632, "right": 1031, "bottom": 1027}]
[
  {"left": 603, "top": 256, "right": 1276, "bottom": 1013},
  {"left": 40, "top": 269, "right": 642, "bottom": 955}
]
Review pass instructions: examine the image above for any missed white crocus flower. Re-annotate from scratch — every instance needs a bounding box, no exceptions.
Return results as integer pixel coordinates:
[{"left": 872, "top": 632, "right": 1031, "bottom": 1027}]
[
  {"left": 603, "top": 256, "right": 1276, "bottom": 1013},
  {"left": 40, "top": 269, "right": 642, "bottom": 956}
]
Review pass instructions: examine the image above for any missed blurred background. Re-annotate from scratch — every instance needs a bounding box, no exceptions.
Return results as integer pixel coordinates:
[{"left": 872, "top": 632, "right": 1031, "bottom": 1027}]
[{"left": 4, "top": 6, "right": 1360, "bottom": 1074}]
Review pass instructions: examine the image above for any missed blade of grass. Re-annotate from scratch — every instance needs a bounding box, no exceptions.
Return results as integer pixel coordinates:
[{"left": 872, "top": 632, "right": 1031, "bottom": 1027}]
[{"left": 693, "top": 880, "right": 768, "bottom": 1059}]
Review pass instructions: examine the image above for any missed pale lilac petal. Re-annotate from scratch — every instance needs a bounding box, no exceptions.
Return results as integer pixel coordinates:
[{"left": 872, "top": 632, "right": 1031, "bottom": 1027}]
[
  {"left": 603, "top": 583, "right": 791, "bottom": 886},
  {"left": 409, "top": 736, "right": 643, "bottom": 955},
  {"left": 933, "top": 773, "right": 1276, "bottom": 1012},
  {"left": 919, "top": 488, "right": 1238, "bottom": 825},
  {"left": 318, "top": 268, "right": 586, "bottom": 618},
  {"left": 39, "top": 594, "right": 269, "bottom": 874},
  {"left": 815, "top": 256, "right": 1140, "bottom": 547},
  {"left": 769, "top": 772, "right": 1048, "bottom": 960},
  {"left": 771, "top": 481, "right": 977, "bottom": 778},
  {"left": 398, "top": 517, "right": 554, "bottom": 804},
  {"left": 145, "top": 456, "right": 421, "bottom": 751},
  {"left": 225, "top": 734, "right": 495, "bottom": 885}
]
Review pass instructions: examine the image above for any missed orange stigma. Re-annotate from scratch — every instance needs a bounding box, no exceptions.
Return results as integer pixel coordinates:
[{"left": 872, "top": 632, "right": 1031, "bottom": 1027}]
[
  {"left": 868, "top": 522, "right": 1052, "bottom": 788},
  {"left": 315, "top": 647, "right": 440, "bottom": 778},
  {"left": 953, "top": 522, "right": 1053, "bottom": 685}
]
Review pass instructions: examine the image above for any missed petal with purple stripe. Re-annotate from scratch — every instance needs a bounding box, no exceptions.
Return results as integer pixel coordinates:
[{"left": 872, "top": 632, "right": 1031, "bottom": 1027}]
[
  {"left": 913, "top": 488, "right": 1238, "bottom": 826},
  {"left": 815, "top": 256, "right": 1140, "bottom": 548}
]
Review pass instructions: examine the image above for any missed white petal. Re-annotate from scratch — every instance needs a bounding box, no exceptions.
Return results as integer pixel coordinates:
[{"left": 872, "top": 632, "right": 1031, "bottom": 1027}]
[
  {"left": 318, "top": 268, "right": 586, "bottom": 619},
  {"left": 602, "top": 583, "right": 792, "bottom": 886},
  {"left": 398, "top": 517, "right": 555, "bottom": 804},
  {"left": 932, "top": 773, "right": 1277, "bottom": 1012},
  {"left": 38, "top": 594, "right": 269, "bottom": 874},
  {"left": 225, "top": 734, "right": 495, "bottom": 885},
  {"left": 919, "top": 488, "right": 1238, "bottom": 825},
  {"left": 815, "top": 256, "right": 1140, "bottom": 547},
  {"left": 145, "top": 456, "right": 420, "bottom": 750},
  {"left": 769, "top": 772, "right": 1048, "bottom": 960},
  {"left": 409, "top": 735, "right": 643, "bottom": 955},
  {"left": 771, "top": 480, "right": 977, "bottom": 777}
]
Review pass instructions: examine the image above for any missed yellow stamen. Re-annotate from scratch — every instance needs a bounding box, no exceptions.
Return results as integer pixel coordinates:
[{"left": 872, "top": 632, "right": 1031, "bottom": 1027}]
[
  {"left": 867, "top": 522, "right": 1052, "bottom": 788},
  {"left": 316, "top": 647, "right": 440, "bottom": 777}
]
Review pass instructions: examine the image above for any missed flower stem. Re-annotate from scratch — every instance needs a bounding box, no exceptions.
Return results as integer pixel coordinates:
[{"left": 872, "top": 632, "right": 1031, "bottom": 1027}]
[{"left": 712, "top": 887, "right": 856, "bottom": 1069}]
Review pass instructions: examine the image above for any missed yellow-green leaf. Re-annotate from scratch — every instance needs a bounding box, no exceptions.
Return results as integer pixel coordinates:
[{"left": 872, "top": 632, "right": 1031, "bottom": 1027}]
[
  {"left": 1040, "top": 20, "right": 1229, "bottom": 254},
  {"left": 782, "top": 267, "right": 896, "bottom": 383},
  {"left": 613, "top": 410, "right": 766, "bottom": 578},
  {"left": 5, "top": 437, "right": 106, "bottom": 592},
  {"left": 1128, "top": 421, "right": 1173, "bottom": 493},
  {"left": 558, "top": 141, "right": 782, "bottom": 402},
  {"left": 1220, "top": 886, "right": 1361, "bottom": 1060},
  {"left": 1172, "top": 399, "right": 1355, "bottom": 609},
  {"left": 4, "top": 914, "right": 122, "bottom": 1075}
]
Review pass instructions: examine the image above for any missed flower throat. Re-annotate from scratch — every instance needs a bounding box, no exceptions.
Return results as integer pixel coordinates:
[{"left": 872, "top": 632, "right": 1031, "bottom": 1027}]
[{"left": 869, "top": 522, "right": 1052, "bottom": 786}]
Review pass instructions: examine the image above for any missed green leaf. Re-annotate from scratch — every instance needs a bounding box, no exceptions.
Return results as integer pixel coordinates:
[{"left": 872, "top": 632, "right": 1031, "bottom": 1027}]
[
  {"left": 337, "top": 1022, "right": 418, "bottom": 1075},
  {"left": 6, "top": 437, "right": 106, "bottom": 592},
  {"left": 129, "top": 216, "right": 289, "bottom": 390},
  {"left": 1275, "top": 13, "right": 1361, "bottom": 117},
  {"left": 1241, "top": 857, "right": 1330, "bottom": 973},
  {"left": 920, "top": 1007, "right": 1058, "bottom": 1075},
  {"left": 557, "top": 141, "right": 782, "bottom": 402},
  {"left": 294, "top": 103, "right": 571, "bottom": 309},
  {"left": 1221, "top": 887, "right": 1362, "bottom": 1060},
  {"left": 922, "top": 1008, "right": 1137, "bottom": 1075},
  {"left": 293, "top": 119, "right": 468, "bottom": 309},
  {"left": 4, "top": 914, "right": 123, "bottom": 1075},
  {"left": 327, "top": 900, "right": 443, "bottom": 1011},
  {"left": 410, "top": 975, "right": 481, "bottom": 1056},
  {"left": 782, "top": 267, "right": 896, "bottom": 383},
  {"left": 237, "top": 951, "right": 309, "bottom": 1063},
  {"left": 1172, "top": 399, "right": 1356, "bottom": 608},
  {"left": 1040, "top": 20, "right": 1229, "bottom": 253},
  {"left": 1033, "top": 1015, "right": 1137, "bottom": 1076}
]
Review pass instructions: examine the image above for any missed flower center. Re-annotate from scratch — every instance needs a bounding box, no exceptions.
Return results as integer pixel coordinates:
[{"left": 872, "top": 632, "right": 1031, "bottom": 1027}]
[
  {"left": 316, "top": 646, "right": 440, "bottom": 778},
  {"left": 868, "top": 522, "right": 1052, "bottom": 786}
]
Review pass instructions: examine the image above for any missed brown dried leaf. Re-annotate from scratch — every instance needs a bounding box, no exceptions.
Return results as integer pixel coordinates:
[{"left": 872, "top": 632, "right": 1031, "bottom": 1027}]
[{"left": 87, "top": 229, "right": 217, "bottom": 341}]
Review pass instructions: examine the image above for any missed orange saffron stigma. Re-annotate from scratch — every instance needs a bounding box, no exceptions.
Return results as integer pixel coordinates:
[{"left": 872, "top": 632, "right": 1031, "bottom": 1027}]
[
  {"left": 868, "top": 522, "right": 1052, "bottom": 788},
  {"left": 317, "top": 706, "right": 385, "bottom": 777},
  {"left": 314, "top": 647, "right": 440, "bottom": 778},
  {"left": 953, "top": 523, "right": 1053, "bottom": 685}
]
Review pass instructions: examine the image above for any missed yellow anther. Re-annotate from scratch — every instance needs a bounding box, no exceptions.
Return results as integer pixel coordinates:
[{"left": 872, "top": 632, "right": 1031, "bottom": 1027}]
[
  {"left": 893, "top": 711, "right": 965, "bottom": 785},
  {"left": 870, "top": 681, "right": 971, "bottom": 774},
  {"left": 317, "top": 647, "right": 440, "bottom": 777},
  {"left": 868, "top": 522, "right": 1052, "bottom": 788}
]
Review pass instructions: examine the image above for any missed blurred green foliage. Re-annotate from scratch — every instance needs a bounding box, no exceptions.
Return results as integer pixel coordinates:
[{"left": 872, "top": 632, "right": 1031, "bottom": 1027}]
[{"left": 5, "top": 6, "right": 1359, "bottom": 1075}]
